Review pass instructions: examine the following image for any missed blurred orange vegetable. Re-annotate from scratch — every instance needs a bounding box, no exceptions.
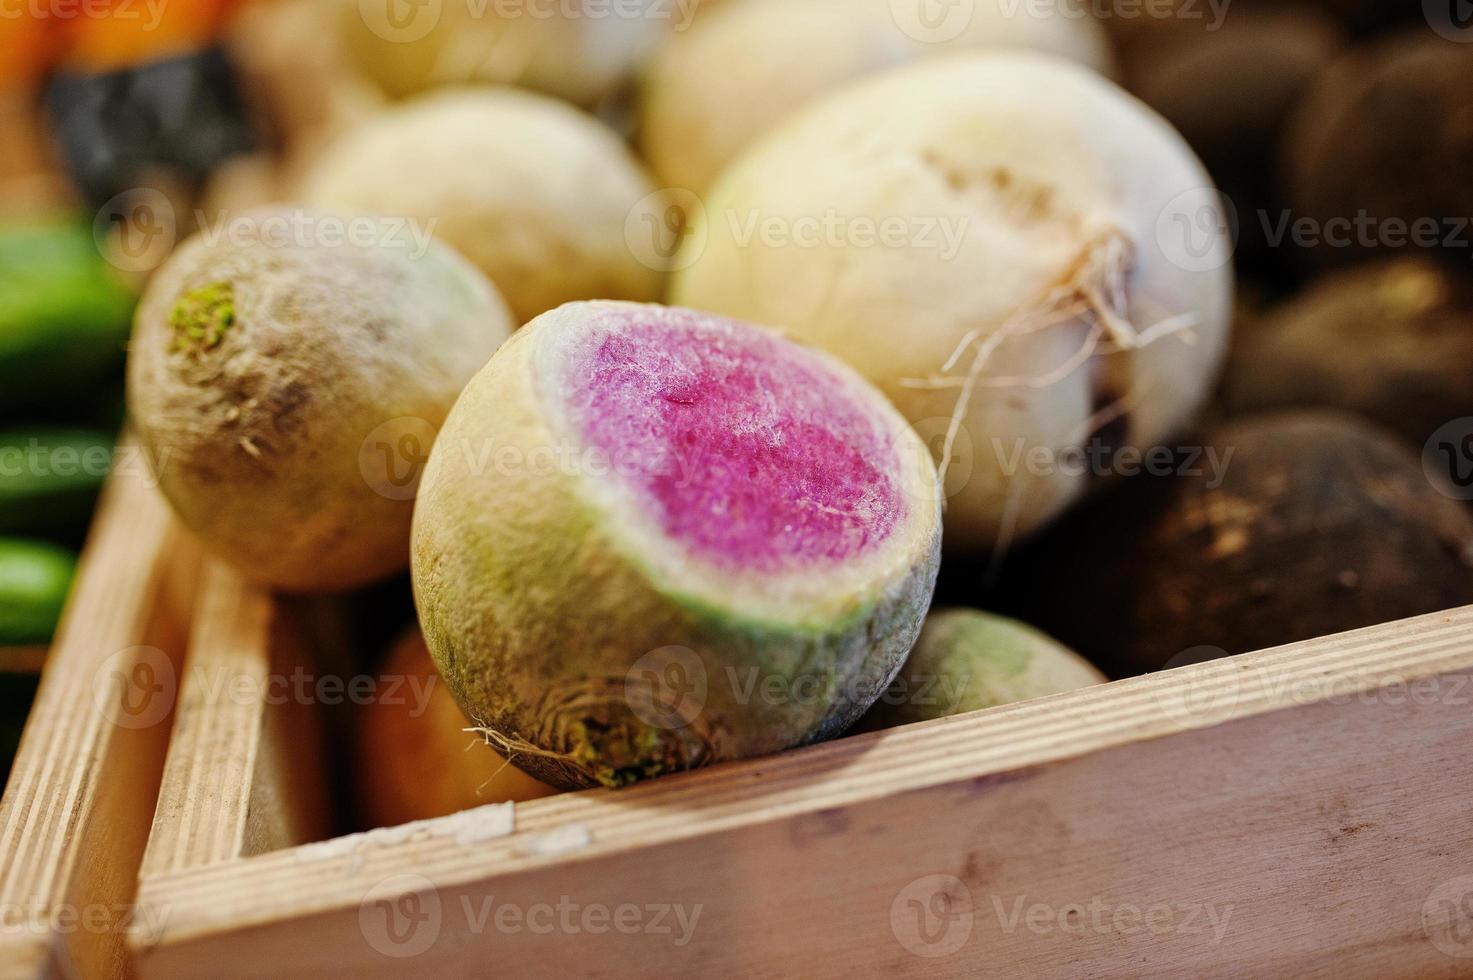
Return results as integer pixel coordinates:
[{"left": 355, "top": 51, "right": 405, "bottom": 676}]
[{"left": 61, "top": 0, "right": 245, "bottom": 72}]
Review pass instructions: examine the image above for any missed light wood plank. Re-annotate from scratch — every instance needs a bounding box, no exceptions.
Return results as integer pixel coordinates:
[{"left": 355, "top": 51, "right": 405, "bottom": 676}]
[
  {"left": 140, "top": 565, "right": 332, "bottom": 879},
  {"left": 129, "top": 607, "right": 1473, "bottom": 979},
  {"left": 0, "top": 469, "right": 195, "bottom": 980}
]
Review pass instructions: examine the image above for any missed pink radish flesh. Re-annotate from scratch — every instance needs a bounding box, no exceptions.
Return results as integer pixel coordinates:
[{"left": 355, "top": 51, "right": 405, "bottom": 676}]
[{"left": 562, "top": 309, "right": 906, "bottom": 573}]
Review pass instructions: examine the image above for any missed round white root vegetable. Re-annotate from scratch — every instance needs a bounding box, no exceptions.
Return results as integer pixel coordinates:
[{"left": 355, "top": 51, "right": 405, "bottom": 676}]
[
  {"left": 639, "top": 0, "right": 1115, "bottom": 193},
  {"left": 128, "top": 208, "right": 513, "bottom": 592},
  {"left": 358, "top": 627, "right": 557, "bottom": 829},
  {"left": 297, "top": 88, "right": 666, "bottom": 325},
  {"left": 672, "top": 54, "right": 1233, "bottom": 551},
  {"left": 859, "top": 609, "right": 1105, "bottom": 730},
  {"left": 337, "top": 0, "right": 669, "bottom": 105},
  {"left": 412, "top": 300, "right": 942, "bottom": 788}
]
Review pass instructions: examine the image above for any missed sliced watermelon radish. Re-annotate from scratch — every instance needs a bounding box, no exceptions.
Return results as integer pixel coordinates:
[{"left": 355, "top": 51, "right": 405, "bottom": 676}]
[{"left": 412, "top": 301, "right": 942, "bottom": 788}]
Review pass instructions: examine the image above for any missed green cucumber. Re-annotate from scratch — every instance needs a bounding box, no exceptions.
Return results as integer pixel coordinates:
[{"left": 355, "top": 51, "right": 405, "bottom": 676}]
[
  {"left": 0, "top": 428, "right": 114, "bottom": 542},
  {"left": 0, "top": 539, "right": 77, "bottom": 646},
  {"left": 0, "top": 220, "right": 136, "bottom": 411}
]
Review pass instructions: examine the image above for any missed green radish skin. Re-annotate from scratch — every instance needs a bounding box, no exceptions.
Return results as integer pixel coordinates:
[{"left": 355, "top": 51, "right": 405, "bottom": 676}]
[
  {"left": 128, "top": 208, "right": 514, "bottom": 593},
  {"left": 859, "top": 609, "right": 1105, "bottom": 730},
  {"left": 412, "top": 301, "right": 943, "bottom": 789},
  {"left": 0, "top": 428, "right": 114, "bottom": 543},
  {"left": 0, "top": 221, "right": 135, "bottom": 412},
  {"left": 0, "top": 539, "right": 76, "bottom": 646}
]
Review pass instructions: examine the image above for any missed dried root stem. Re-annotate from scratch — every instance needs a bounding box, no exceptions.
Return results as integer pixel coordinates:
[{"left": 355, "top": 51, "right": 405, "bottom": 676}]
[{"left": 901, "top": 230, "right": 1199, "bottom": 489}]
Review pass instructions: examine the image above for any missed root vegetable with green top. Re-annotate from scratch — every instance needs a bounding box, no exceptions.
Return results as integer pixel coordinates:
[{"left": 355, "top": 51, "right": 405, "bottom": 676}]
[{"left": 128, "top": 208, "right": 514, "bottom": 592}]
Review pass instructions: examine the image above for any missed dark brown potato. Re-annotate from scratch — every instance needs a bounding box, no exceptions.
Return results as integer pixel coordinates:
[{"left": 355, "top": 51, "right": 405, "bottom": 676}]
[
  {"left": 1221, "top": 259, "right": 1473, "bottom": 448},
  {"left": 991, "top": 412, "right": 1473, "bottom": 677},
  {"left": 1303, "top": 0, "right": 1425, "bottom": 34},
  {"left": 1124, "top": 8, "right": 1344, "bottom": 276},
  {"left": 1281, "top": 34, "right": 1473, "bottom": 274},
  {"left": 1099, "top": 0, "right": 1221, "bottom": 55}
]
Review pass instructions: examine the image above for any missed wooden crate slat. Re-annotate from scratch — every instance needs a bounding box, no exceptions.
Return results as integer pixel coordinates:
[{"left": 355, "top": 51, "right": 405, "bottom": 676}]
[
  {"left": 0, "top": 469, "right": 195, "bottom": 980},
  {"left": 140, "top": 563, "right": 332, "bottom": 879},
  {"left": 127, "top": 605, "right": 1473, "bottom": 979},
  {"left": 140, "top": 562, "right": 276, "bottom": 876}
]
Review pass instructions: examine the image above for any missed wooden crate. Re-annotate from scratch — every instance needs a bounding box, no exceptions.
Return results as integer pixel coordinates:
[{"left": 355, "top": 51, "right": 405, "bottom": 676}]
[
  {"left": 0, "top": 468, "right": 198, "bottom": 980},
  {"left": 10, "top": 473, "right": 1473, "bottom": 978}
]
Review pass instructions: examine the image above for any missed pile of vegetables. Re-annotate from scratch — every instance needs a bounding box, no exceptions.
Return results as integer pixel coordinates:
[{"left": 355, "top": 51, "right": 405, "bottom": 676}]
[
  {"left": 0, "top": 218, "right": 136, "bottom": 780},
  {"left": 8, "top": 0, "right": 1472, "bottom": 819},
  {"left": 0, "top": 222, "right": 134, "bottom": 656}
]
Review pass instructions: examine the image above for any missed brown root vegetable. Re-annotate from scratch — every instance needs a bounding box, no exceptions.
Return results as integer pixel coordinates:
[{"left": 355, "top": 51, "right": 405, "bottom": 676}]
[
  {"left": 995, "top": 411, "right": 1473, "bottom": 676},
  {"left": 1124, "top": 8, "right": 1344, "bottom": 274},
  {"left": 127, "top": 207, "right": 513, "bottom": 592},
  {"left": 1281, "top": 35, "right": 1473, "bottom": 274},
  {"left": 1302, "top": 0, "right": 1424, "bottom": 35},
  {"left": 1221, "top": 259, "right": 1473, "bottom": 448},
  {"left": 357, "top": 627, "right": 557, "bottom": 829},
  {"left": 1097, "top": 0, "right": 1220, "bottom": 55},
  {"left": 858, "top": 609, "right": 1105, "bottom": 731}
]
